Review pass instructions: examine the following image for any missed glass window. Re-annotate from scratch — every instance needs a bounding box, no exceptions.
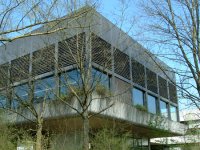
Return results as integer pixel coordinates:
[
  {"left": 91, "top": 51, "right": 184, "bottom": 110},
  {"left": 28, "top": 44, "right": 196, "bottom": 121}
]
[
  {"left": 12, "top": 84, "right": 29, "bottom": 108},
  {"left": 170, "top": 105, "right": 177, "bottom": 121},
  {"left": 34, "top": 76, "right": 55, "bottom": 102},
  {"left": 147, "top": 94, "right": 157, "bottom": 114},
  {"left": 0, "top": 91, "right": 7, "bottom": 108},
  {"left": 92, "top": 68, "right": 110, "bottom": 88},
  {"left": 59, "top": 68, "right": 110, "bottom": 96},
  {"left": 60, "top": 70, "right": 80, "bottom": 96},
  {"left": 14, "top": 84, "right": 29, "bottom": 101},
  {"left": 160, "top": 100, "right": 168, "bottom": 118},
  {"left": 132, "top": 88, "right": 144, "bottom": 106}
]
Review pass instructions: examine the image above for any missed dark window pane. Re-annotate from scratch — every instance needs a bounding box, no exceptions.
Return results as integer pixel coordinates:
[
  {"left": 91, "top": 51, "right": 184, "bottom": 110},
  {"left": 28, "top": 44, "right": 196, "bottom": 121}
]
[
  {"left": 12, "top": 84, "right": 29, "bottom": 109},
  {"left": 14, "top": 84, "right": 29, "bottom": 101},
  {"left": 0, "top": 91, "right": 7, "bottom": 108},
  {"left": 34, "top": 76, "right": 55, "bottom": 101},
  {"left": 92, "top": 68, "right": 110, "bottom": 88},
  {"left": 60, "top": 70, "right": 80, "bottom": 96},
  {"left": 170, "top": 105, "right": 177, "bottom": 121},
  {"left": 11, "top": 99, "right": 18, "bottom": 109},
  {"left": 147, "top": 95, "right": 157, "bottom": 114},
  {"left": 132, "top": 88, "right": 144, "bottom": 106},
  {"left": 160, "top": 100, "right": 168, "bottom": 118}
]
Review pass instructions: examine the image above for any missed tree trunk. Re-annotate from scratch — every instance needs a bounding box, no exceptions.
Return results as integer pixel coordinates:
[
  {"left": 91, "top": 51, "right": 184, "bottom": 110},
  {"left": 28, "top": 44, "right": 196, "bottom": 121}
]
[
  {"left": 36, "top": 119, "right": 43, "bottom": 150},
  {"left": 83, "top": 111, "right": 89, "bottom": 150}
]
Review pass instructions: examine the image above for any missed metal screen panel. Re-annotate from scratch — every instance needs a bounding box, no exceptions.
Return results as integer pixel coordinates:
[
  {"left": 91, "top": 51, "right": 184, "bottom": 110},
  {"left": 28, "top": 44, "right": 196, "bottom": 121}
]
[
  {"left": 0, "top": 63, "right": 9, "bottom": 88},
  {"left": 169, "top": 82, "right": 177, "bottom": 103},
  {"left": 158, "top": 76, "right": 168, "bottom": 99},
  {"left": 91, "top": 34, "right": 112, "bottom": 70},
  {"left": 11, "top": 55, "right": 30, "bottom": 82},
  {"left": 58, "top": 33, "right": 85, "bottom": 68},
  {"left": 146, "top": 68, "right": 158, "bottom": 94},
  {"left": 114, "top": 49, "right": 130, "bottom": 80},
  {"left": 132, "top": 59, "right": 145, "bottom": 87},
  {"left": 32, "top": 45, "right": 55, "bottom": 76}
]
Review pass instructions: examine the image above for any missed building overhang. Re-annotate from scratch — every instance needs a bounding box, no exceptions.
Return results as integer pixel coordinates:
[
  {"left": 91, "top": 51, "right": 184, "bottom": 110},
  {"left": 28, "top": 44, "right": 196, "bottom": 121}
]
[{"left": 4, "top": 97, "right": 187, "bottom": 138}]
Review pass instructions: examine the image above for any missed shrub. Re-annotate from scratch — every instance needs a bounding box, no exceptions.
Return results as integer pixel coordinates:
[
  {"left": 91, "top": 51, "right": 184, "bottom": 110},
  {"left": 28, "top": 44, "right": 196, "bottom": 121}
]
[
  {"left": 134, "top": 104, "right": 147, "bottom": 112},
  {"left": 91, "top": 128, "right": 131, "bottom": 150}
]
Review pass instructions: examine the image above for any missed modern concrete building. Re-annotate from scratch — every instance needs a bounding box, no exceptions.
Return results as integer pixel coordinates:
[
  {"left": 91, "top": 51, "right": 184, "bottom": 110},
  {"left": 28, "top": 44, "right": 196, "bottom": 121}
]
[{"left": 0, "top": 6, "right": 187, "bottom": 150}]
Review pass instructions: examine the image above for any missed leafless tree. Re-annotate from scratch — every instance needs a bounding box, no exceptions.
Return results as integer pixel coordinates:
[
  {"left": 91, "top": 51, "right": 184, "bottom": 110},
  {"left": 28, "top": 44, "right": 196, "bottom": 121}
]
[{"left": 139, "top": 0, "right": 200, "bottom": 110}]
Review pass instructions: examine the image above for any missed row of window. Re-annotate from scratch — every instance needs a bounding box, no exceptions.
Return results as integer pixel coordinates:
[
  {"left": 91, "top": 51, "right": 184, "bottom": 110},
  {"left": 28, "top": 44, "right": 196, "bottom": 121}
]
[
  {"left": 132, "top": 88, "right": 178, "bottom": 121},
  {"left": 0, "top": 33, "right": 177, "bottom": 105},
  {"left": 0, "top": 67, "right": 178, "bottom": 122},
  {"left": 0, "top": 68, "right": 110, "bottom": 108}
]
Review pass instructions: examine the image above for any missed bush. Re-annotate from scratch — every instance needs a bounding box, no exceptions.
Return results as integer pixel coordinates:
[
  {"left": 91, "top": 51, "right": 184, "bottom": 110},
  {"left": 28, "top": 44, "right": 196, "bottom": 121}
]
[
  {"left": 95, "top": 84, "right": 111, "bottom": 97},
  {"left": 134, "top": 104, "right": 147, "bottom": 112},
  {"left": 91, "top": 128, "right": 131, "bottom": 150},
  {"left": 0, "top": 112, "right": 16, "bottom": 150}
]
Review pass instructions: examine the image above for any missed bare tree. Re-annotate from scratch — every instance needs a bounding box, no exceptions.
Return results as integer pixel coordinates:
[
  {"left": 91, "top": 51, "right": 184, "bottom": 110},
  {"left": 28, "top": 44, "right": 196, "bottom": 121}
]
[
  {"left": 139, "top": 0, "right": 200, "bottom": 110},
  {"left": 0, "top": 0, "right": 93, "bottom": 43}
]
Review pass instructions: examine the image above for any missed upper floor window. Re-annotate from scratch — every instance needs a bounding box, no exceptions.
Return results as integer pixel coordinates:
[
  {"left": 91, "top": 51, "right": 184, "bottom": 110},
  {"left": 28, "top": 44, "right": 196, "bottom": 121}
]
[
  {"left": 147, "top": 94, "right": 157, "bottom": 114},
  {"left": 132, "top": 88, "right": 144, "bottom": 106},
  {"left": 34, "top": 76, "right": 55, "bottom": 102},
  {"left": 160, "top": 100, "right": 168, "bottom": 118},
  {"left": 170, "top": 105, "right": 178, "bottom": 121}
]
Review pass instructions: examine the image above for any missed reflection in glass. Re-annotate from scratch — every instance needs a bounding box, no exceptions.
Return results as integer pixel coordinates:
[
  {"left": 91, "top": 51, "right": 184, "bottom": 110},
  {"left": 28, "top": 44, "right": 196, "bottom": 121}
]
[
  {"left": 14, "top": 84, "right": 29, "bottom": 101},
  {"left": 170, "top": 105, "right": 177, "bottom": 121},
  {"left": 160, "top": 100, "right": 168, "bottom": 118},
  {"left": 60, "top": 70, "right": 80, "bottom": 96},
  {"left": 147, "top": 95, "right": 157, "bottom": 114},
  {"left": 12, "top": 84, "right": 29, "bottom": 108},
  {"left": 59, "top": 68, "right": 110, "bottom": 96},
  {"left": 34, "top": 76, "right": 55, "bottom": 101},
  {"left": 92, "top": 68, "right": 110, "bottom": 88},
  {"left": 132, "top": 88, "right": 144, "bottom": 106},
  {"left": 0, "top": 91, "right": 7, "bottom": 108}
]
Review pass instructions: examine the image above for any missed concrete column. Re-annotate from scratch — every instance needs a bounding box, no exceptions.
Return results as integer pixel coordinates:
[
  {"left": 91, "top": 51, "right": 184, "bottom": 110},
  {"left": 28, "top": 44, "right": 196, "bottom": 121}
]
[{"left": 54, "top": 42, "right": 59, "bottom": 96}]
